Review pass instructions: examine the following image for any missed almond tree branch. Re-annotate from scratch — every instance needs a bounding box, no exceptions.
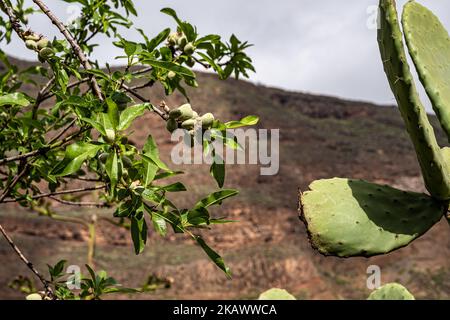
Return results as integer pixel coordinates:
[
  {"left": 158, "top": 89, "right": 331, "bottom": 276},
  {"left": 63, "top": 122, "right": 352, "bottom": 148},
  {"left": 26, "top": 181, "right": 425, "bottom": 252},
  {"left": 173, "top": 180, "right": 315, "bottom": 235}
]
[
  {"left": 0, "top": 224, "right": 53, "bottom": 297},
  {"left": 0, "top": 165, "right": 28, "bottom": 203},
  {"left": 0, "top": 122, "right": 88, "bottom": 165},
  {"left": 1, "top": 185, "right": 106, "bottom": 203},
  {"left": 0, "top": 0, "right": 26, "bottom": 39},
  {"left": 48, "top": 196, "right": 110, "bottom": 208},
  {"left": 121, "top": 84, "right": 168, "bottom": 120},
  {"left": 32, "top": 0, "right": 103, "bottom": 101},
  {"left": 0, "top": 163, "right": 54, "bottom": 297},
  {"left": 41, "top": 78, "right": 89, "bottom": 101},
  {"left": 32, "top": 77, "right": 55, "bottom": 120}
]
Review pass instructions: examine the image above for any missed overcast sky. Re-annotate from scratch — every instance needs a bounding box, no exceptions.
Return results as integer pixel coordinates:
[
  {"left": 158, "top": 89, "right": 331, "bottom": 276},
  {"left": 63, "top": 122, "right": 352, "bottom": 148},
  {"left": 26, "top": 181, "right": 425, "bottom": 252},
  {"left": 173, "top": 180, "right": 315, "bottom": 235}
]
[{"left": 2, "top": 0, "right": 450, "bottom": 109}]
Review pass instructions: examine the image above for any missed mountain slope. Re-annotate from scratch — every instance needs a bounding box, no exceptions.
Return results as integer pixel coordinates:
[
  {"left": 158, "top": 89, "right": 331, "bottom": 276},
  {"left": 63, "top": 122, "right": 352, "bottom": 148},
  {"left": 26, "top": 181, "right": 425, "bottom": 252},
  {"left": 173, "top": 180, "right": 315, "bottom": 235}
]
[{"left": 0, "top": 58, "right": 449, "bottom": 299}]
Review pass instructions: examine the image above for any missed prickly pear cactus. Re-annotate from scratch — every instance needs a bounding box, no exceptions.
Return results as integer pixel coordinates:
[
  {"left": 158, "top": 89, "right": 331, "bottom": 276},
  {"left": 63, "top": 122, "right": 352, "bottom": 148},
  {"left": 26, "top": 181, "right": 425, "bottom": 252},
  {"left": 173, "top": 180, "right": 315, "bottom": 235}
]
[
  {"left": 402, "top": 1, "right": 450, "bottom": 141},
  {"left": 300, "top": 178, "right": 445, "bottom": 257},
  {"left": 299, "top": 0, "right": 450, "bottom": 259},
  {"left": 258, "top": 288, "right": 296, "bottom": 300},
  {"left": 367, "top": 283, "right": 415, "bottom": 300},
  {"left": 378, "top": 0, "right": 450, "bottom": 201}
]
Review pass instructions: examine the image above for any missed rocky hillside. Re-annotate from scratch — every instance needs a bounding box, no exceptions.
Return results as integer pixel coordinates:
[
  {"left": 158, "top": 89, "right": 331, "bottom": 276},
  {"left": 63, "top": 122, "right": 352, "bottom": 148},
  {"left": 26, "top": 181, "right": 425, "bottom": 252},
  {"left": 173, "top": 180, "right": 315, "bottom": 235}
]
[{"left": 0, "top": 57, "right": 449, "bottom": 299}]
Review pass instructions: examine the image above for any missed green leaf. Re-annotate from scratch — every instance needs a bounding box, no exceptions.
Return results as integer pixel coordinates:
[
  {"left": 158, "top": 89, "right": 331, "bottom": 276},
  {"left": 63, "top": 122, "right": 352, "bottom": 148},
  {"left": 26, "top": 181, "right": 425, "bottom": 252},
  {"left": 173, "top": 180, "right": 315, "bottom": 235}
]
[
  {"left": 187, "top": 207, "right": 210, "bottom": 226},
  {"left": 142, "top": 157, "right": 158, "bottom": 187},
  {"left": 225, "top": 115, "right": 259, "bottom": 129},
  {"left": 210, "top": 156, "right": 225, "bottom": 188},
  {"left": 142, "top": 59, "right": 195, "bottom": 79},
  {"left": 196, "top": 52, "right": 224, "bottom": 78},
  {"left": 118, "top": 103, "right": 148, "bottom": 131},
  {"left": 147, "top": 28, "right": 171, "bottom": 51},
  {"left": 195, "top": 189, "right": 239, "bottom": 209},
  {"left": 101, "top": 113, "right": 116, "bottom": 140},
  {"left": 0, "top": 92, "right": 30, "bottom": 107},
  {"left": 154, "top": 171, "right": 183, "bottom": 181},
  {"left": 131, "top": 215, "right": 147, "bottom": 255},
  {"left": 160, "top": 8, "right": 195, "bottom": 40},
  {"left": 160, "top": 8, "right": 181, "bottom": 23},
  {"left": 105, "top": 151, "right": 119, "bottom": 189},
  {"left": 195, "top": 236, "right": 231, "bottom": 277},
  {"left": 142, "top": 135, "right": 170, "bottom": 171},
  {"left": 159, "top": 182, "right": 186, "bottom": 192},
  {"left": 52, "top": 142, "right": 102, "bottom": 177},
  {"left": 151, "top": 212, "right": 167, "bottom": 237},
  {"left": 106, "top": 98, "right": 120, "bottom": 130},
  {"left": 195, "top": 34, "right": 221, "bottom": 46},
  {"left": 123, "top": 41, "right": 138, "bottom": 56},
  {"left": 80, "top": 117, "right": 106, "bottom": 136}
]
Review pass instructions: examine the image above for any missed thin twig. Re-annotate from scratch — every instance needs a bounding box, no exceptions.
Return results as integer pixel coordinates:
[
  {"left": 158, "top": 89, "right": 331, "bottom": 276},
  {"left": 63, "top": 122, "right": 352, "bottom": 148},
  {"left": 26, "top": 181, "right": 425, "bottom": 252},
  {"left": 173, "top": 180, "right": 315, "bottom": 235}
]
[
  {"left": 0, "top": 162, "right": 54, "bottom": 296},
  {"left": 0, "top": 165, "right": 28, "bottom": 203},
  {"left": 2, "top": 185, "right": 106, "bottom": 203},
  {"left": 0, "top": 224, "right": 53, "bottom": 296},
  {"left": 32, "top": 0, "right": 103, "bottom": 101},
  {"left": 67, "top": 175, "right": 102, "bottom": 182},
  {"left": 41, "top": 78, "right": 89, "bottom": 101},
  {"left": 47, "top": 118, "right": 77, "bottom": 145},
  {"left": 48, "top": 196, "right": 109, "bottom": 208},
  {"left": 0, "top": 124, "right": 87, "bottom": 165},
  {"left": 0, "top": 0, "right": 25, "bottom": 39},
  {"left": 121, "top": 84, "right": 168, "bottom": 120},
  {"left": 132, "top": 66, "right": 152, "bottom": 76},
  {"left": 84, "top": 26, "right": 101, "bottom": 43},
  {"left": 128, "top": 80, "right": 155, "bottom": 91},
  {"left": 32, "top": 77, "right": 55, "bottom": 120}
]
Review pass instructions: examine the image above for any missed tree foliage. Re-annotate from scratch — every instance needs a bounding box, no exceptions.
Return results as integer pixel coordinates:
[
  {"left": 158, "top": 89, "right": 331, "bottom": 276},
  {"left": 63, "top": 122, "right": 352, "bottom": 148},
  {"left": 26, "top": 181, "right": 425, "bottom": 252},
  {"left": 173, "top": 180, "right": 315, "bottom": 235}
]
[{"left": 0, "top": 0, "right": 257, "bottom": 299}]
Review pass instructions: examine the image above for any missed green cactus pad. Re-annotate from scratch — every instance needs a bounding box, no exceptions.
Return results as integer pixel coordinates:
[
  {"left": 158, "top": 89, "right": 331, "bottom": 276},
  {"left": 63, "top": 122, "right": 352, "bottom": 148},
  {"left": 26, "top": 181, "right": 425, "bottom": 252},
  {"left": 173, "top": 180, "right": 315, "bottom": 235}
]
[
  {"left": 300, "top": 178, "right": 445, "bottom": 257},
  {"left": 367, "top": 283, "right": 415, "bottom": 300},
  {"left": 378, "top": 0, "right": 450, "bottom": 200},
  {"left": 402, "top": 2, "right": 450, "bottom": 141},
  {"left": 258, "top": 288, "right": 296, "bottom": 300}
]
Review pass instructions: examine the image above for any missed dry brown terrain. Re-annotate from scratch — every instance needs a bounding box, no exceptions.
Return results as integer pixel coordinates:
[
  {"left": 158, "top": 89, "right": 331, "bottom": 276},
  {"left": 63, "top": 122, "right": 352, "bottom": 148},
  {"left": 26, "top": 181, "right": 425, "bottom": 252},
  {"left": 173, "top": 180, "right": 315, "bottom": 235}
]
[{"left": 0, "top": 58, "right": 449, "bottom": 300}]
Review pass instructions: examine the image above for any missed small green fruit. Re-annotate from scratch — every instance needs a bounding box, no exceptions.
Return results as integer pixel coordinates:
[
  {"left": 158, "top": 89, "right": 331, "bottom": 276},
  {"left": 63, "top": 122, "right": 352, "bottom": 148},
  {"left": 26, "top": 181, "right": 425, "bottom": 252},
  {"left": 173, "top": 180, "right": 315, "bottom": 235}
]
[
  {"left": 26, "top": 293, "right": 42, "bottom": 300},
  {"left": 104, "top": 129, "right": 116, "bottom": 143},
  {"left": 181, "top": 118, "right": 196, "bottom": 129},
  {"left": 24, "top": 34, "right": 40, "bottom": 41},
  {"left": 177, "top": 35, "right": 187, "bottom": 49},
  {"left": 178, "top": 103, "right": 194, "bottom": 121},
  {"left": 186, "top": 58, "right": 195, "bottom": 68},
  {"left": 37, "top": 38, "right": 50, "bottom": 50},
  {"left": 122, "top": 168, "right": 129, "bottom": 180},
  {"left": 99, "top": 152, "right": 109, "bottom": 164},
  {"left": 122, "top": 156, "right": 133, "bottom": 168},
  {"left": 169, "top": 103, "right": 193, "bottom": 121},
  {"left": 118, "top": 102, "right": 127, "bottom": 111},
  {"left": 167, "top": 71, "right": 176, "bottom": 80},
  {"left": 166, "top": 118, "right": 178, "bottom": 133},
  {"left": 167, "top": 32, "right": 179, "bottom": 46},
  {"left": 38, "top": 47, "right": 54, "bottom": 60},
  {"left": 192, "top": 111, "right": 199, "bottom": 119},
  {"left": 183, "top": 42, "right": 195, "bottom": 55},
  {"left": 25, "top": 40, "right": 38, "bottom": 50},
  {"left": 200, "top": 112, "right": 215, "bottom": 128}
]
